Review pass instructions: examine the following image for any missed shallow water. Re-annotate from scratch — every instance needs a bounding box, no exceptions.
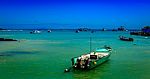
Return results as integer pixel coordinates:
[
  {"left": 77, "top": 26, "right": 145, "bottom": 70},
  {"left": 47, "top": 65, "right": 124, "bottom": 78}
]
[{"left": 0, "top": 30, "right": 149, "bottom": 79}]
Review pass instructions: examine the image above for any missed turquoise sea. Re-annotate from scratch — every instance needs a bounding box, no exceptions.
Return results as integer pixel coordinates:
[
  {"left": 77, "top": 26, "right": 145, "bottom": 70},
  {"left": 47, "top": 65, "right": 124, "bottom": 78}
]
[{"left": 0, "top": 30, "right": 149, "bottom": 79}]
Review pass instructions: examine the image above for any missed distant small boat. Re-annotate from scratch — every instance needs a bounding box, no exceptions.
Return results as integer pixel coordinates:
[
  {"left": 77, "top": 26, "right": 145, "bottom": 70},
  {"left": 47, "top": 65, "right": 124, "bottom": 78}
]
[
  {"left": 30, "top": 30, "right": 41, "bottom": 34},
  {"left": 119, "top": 36, "right": 134, "bottom": 41},
  {"left": 78, "top": 28, "right": 90, "bottom": 32},
  {"left": 117, "top": 26, "right": 126, "bottom": 31},
  {"left": 48, "top": 30, "right": 52, "bottom": 33},
  {"left": 96, "top": 46, "right": 111, "bottom": 52},
  {"left": 0, "top": 38, "right": 17, "bottom": 41},
  {"left": 101, "top": 28, "right": 107, "bottom": 31},
  {"left": 75, "top": 30, "right": 80, "bottom": 33}
]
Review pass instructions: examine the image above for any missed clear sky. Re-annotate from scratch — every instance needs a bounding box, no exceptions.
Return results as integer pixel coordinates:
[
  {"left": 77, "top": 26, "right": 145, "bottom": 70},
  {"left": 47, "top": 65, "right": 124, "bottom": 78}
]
[{"left": 0, "top": 0, "right": 150, "bottom": 29}]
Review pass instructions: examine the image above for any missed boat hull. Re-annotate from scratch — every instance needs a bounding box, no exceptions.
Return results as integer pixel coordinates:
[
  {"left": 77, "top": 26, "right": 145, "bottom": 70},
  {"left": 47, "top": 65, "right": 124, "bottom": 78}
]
[
  {"left": 87, "top": 53, "right": 110, "bottom": 69},
  {"left": 120, "top": 38, "right": 133, "bottom": 41},
  {"left": 119, "top": 36, "right": 134, "bottom": 41},
  {"left": 72, "top": 52, "right": 111, "bottom": 70}
]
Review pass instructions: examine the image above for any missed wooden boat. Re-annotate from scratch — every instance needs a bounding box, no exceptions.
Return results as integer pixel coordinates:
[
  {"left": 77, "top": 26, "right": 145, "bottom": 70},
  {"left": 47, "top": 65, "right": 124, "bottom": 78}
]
[
  {"left": 65, "top": 46, "right": 112, "bottom": 72},
  {"left": 119, "top": 36, "right": 134, "bottom": 41},
  {"left": 64, "top": 37, "right": 112, "bottom": 72}
]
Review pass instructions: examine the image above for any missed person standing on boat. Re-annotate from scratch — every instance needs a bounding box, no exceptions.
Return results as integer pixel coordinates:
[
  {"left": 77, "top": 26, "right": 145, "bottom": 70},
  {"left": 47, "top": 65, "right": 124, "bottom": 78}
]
[
  {"left": 77, "top": 58, "right": 81, "bottom": 68},
  {"left": 84, "top": 58, "right": 90, "bottom": 69}
]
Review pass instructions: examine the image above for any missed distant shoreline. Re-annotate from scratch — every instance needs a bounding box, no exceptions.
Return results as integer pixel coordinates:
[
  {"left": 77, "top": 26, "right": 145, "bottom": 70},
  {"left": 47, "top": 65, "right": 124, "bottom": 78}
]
[{"left": 0, "top": 29, "right": 141, "bottom": 31}]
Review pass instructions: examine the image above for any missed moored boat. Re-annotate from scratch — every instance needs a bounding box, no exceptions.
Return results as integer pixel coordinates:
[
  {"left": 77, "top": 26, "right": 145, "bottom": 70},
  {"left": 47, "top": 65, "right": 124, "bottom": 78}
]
[
  {"left": 70, "top": 46, "right": 112, "bottom": 70},
  {"left": 130, "top": 26, "right": 150, "bottom": 36},
  {"left": 48, "top": 30, "right": 52, "bottom": 33},
  {"left": 75, "top": 30, "right": 80, "bottom": 33},
  {"left": 30, "top": 30, "right": 41, "bottom": 34},
  {"left": 119, "top": 36, "right": 134, "bottom": 41}
]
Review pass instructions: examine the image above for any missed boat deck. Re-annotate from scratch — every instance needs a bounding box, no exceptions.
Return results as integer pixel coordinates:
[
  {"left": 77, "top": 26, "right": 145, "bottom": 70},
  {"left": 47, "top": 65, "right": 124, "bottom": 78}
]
[{"left": 79, "top": 52, "right": 109, "bottom": 61}]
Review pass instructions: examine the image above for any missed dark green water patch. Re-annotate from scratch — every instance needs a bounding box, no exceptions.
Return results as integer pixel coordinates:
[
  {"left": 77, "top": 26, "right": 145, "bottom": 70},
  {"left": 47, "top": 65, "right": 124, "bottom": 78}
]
[
  {"left": 0, "top": 53, "right": 12, "bottom": 56},
  {"left": 0, "top": 51, "right": 35, "bottom": 56}
]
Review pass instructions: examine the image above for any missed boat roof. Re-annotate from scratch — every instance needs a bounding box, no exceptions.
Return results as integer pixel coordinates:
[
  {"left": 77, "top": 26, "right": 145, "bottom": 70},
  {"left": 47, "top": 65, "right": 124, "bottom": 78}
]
[{"left": 95, "top": 48, "right": 110, "bottom": 52}]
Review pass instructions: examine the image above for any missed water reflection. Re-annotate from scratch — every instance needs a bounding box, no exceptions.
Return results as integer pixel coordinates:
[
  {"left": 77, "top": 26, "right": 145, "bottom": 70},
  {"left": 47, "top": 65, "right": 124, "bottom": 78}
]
[{"left": 72, "top": 60, "right": 111, "bottom": 79}]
